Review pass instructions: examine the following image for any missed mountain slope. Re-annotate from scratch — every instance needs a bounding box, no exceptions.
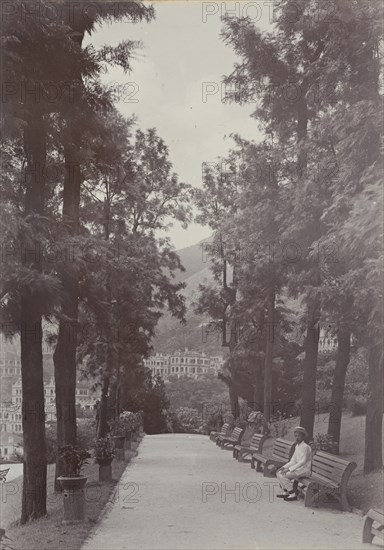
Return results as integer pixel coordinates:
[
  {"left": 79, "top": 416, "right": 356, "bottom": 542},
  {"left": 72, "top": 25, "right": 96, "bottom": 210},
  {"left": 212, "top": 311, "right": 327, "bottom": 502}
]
[{"left": 152, "top": 238, "right": 225, "bottom": 355}]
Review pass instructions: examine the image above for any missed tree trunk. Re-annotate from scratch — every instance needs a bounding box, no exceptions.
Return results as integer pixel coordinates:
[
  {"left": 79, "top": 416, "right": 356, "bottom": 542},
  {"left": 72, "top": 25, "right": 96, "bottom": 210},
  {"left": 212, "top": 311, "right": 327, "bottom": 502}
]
[
  {"left": 20, "top": 113, "right": 47, "bottom": 524},
  {"left": 364, "top": 346, "right": 383, "bottom": 473},
  {"left": 327, "top": 329, "right": 351, "bottom": 453},
  {"left": 300, "top": 295, "right": 320, "bottom": 440},
  {"left": 53, "top": 22, "right": 85, "bottom": 488},
  {"left": 53, "top": 144, "right": 81, "bottom": 490},
  {"left": 228, "top": 383, "right": 239, "bottom": 419},
  {"left": 263, "top": 287, "right": 275, "bottom": 421},
  {"left": 98, "top": 372, "right": 110, "bottom": 438}
]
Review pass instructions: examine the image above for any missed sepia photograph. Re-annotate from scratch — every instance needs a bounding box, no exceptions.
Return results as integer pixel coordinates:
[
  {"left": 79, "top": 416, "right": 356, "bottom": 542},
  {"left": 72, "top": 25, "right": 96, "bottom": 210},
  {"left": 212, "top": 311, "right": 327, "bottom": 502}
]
[{"left": 0, "top": 1, "right": 383, "bottom": 549}]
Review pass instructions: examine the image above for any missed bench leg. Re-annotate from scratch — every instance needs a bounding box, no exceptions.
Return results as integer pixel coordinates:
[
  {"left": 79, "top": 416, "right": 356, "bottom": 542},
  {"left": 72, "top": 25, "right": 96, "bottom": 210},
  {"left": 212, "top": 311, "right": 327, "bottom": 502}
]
[
  {"left": 340, "top": 490, "right": 352, "bottom": 512},
  {"left": 251, "top": 457, "right": 255, "bottom": 469},
  {"left": 362, "top": 516, "right": 374, "bottom": 543},
  {"left": 256, "top": 460, "right": 263, "bottom": 473},
  {"left": 304, "top": 482, "right": 320, "bottom": 508}
]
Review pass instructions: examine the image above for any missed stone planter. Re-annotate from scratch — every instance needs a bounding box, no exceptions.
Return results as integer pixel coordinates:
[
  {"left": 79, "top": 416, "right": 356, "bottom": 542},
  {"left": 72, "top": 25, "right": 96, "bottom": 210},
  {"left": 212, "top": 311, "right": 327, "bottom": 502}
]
[
  {"left": 96, "top": 457, "right": 113, "bottom": 482},
  {"left": 113, "top": 436, "right": 125, "bottom": 460},
  {"left": 124, "top": 433, "right": 132, "bottom": 451},
  {"left": 58, "top": 475, "right": 87, "bottom": 524}
]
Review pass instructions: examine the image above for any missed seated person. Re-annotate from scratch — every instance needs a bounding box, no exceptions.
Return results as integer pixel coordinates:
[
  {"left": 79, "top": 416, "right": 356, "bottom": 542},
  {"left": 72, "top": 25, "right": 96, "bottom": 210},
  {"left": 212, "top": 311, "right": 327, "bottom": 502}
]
[{"left": 276, "top": 426, "right": 312, "bottom": 502}]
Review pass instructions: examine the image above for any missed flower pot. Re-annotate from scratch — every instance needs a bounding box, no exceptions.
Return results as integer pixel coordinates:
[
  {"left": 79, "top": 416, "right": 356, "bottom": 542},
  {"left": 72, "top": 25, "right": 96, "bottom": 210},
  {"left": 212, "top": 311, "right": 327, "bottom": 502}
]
[
  {"left": 96, "top": 457, "right": 113, "bottom": 482},
  {"left": 124, "top": 434, "right": 132, "bottom": 450},
  {"left": 58, "top": 475, "right": 87, "bottom": 523},
  {"left": 95, "top": 456, "right": 113, "bottom": 467},
  {"left": 113, "top": 436, "right": 125, "bottom": 460},
  {"left": 113, "top": 435, "right": 125, "bottom": 449}
]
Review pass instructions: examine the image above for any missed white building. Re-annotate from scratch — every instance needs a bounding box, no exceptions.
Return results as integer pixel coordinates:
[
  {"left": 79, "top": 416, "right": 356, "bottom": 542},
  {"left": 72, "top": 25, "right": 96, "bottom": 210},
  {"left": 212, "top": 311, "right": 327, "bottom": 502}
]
[
  {"left": 144, "top": 349, "right": 224, "bottom": 380},
  {"left": 0, "top": 376, "right": 97, "bottom": 434},
  {"left": 0, "top": 402, "right": 22, "bottom": 433},
  {"left": 318, "top": 327, "right": 338, "bottom": 353},
  {"left": 0, "top": 353, "right": 21, "bottom": 378},
  {"left": 0, "top": 432, "right": 23, "bottom": 459}
]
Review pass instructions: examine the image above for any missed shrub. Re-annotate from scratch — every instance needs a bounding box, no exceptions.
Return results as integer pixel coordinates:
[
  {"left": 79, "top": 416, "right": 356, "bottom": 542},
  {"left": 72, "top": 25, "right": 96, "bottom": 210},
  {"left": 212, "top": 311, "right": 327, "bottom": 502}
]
[
  {"left": 234, "top": 417, "right": 248, "bottom": 429},
  {"left": 172, "top": 407, "right": 203, "bottom": 434},
  {"left": 248, "top": 411, "right": 267, "bottom": 433},
  {"left": 268, "top": 412, "right": 289, "bottom": 438},
  {"left": 312, "top": 433, "right": 338, "bottom": 454},
  {"left": 203, "top": 411, "right": 223, "bottom": 435},
  {"left": 94, "top": 436, "right": 115, "bottom": 460},
  {"left": 45, "top": 424, "right": 57, "bottom": 464},
  {"left": 77, "top": 418, "right": 97, "bottom": 449},
  {"left": 347, "top": 396, "right": 367, "bottom": 416}
]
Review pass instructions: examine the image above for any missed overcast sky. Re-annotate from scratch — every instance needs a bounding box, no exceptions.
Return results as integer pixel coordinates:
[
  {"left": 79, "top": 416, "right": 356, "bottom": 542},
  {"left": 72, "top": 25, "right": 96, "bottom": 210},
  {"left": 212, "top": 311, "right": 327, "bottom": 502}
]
[{"left": 86, "top": 1, "right": 271, "bottom": 249}]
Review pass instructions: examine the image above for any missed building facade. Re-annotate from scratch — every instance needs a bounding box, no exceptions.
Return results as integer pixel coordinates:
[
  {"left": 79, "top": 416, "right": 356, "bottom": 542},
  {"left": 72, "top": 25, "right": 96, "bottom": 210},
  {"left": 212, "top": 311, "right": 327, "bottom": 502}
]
[
  {"left": 144, "top": 349, "right": 224, "bottom": 379},
  {"left": 0, "top": 432, "right": 23, "bottom": 459},
  {"left": 0, "top": 377, "right": 97, "bottom": 434}
]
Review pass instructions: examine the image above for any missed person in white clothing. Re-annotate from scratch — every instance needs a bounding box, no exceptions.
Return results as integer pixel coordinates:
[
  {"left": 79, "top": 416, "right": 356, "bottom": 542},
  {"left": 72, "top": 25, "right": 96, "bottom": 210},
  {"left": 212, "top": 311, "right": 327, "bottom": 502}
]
[{"left": 276, "top": 426, "right": 312, "bottom": 502}]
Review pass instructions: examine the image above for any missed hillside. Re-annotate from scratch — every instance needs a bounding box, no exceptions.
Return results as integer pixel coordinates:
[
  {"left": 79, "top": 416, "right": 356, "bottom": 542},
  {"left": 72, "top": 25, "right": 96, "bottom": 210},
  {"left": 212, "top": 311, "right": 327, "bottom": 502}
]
[{"left": 152, "top": 238, "right": 226, "bottom": 355}]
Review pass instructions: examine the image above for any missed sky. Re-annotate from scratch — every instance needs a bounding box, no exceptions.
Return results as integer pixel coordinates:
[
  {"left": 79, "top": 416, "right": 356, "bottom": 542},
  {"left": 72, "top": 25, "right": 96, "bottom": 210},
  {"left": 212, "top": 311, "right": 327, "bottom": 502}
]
[{"left": 86, "top": 1, "right": 272, "bottom": 249}]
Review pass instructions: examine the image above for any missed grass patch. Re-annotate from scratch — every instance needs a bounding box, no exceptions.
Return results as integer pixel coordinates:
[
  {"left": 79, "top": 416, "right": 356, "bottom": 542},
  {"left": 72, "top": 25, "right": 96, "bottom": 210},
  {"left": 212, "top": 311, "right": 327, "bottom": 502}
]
[{"left": 6, "top": 438, "right": 143, "bottom": 550}]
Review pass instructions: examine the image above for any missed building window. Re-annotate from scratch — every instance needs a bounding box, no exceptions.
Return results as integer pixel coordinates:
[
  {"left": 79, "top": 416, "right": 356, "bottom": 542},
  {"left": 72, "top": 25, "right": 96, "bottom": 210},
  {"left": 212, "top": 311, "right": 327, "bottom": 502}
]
[{"left": 4, "top": 448, "right": 8, "bottom": 455}]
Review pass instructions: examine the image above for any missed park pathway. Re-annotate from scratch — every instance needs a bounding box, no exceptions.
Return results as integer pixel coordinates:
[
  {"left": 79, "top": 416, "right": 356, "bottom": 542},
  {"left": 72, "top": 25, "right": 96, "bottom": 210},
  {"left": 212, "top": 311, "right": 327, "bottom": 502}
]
[{"left": 82, "top": 434, "right": 372, "bottom": 550}]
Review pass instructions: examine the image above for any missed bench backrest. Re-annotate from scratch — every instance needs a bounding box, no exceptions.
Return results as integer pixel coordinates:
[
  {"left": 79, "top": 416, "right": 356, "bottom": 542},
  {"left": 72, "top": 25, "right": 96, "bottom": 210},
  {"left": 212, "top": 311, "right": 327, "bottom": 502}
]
[
  {"left": 311, "top": 451, "right": 357, "bottom": 486},
  {"left": 230, "top": 427, "right": 245, "bottom": 442},
  {"left": 367, "top": 508, "right": 384, "bottom": 525},
  {"left": 249, "top": 433, "right": 267, "bottom": 454},
  {"left": 272, "top": 439, "right": 295, "bottom": 462},
  {"left": 219, "top": 423, "right": 230, "bottom": 436}
]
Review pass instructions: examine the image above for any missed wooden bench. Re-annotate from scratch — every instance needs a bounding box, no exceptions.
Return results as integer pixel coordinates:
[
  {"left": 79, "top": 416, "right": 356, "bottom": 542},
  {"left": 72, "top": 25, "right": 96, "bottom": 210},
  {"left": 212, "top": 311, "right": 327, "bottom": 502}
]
[
  {"left": 362, "top": 509, "right": 384, "bottom": 544},
  {"left": 217, "top": 427, "right": 244, "bottom": 449},
  {"left": 251, "top": 438, "right": 295, "bottom": 477},
  {"left": 233, "top": 433, "right": 266, "bottom": 462},
  {"left": 296, "top": 451, "right": 356, "bottom": 511},
  {"left": 0, "top": 468, "right": 9, "bottom": 483},
  {"left": 209, "top": 423, "right": 230, "bottom": 442}
]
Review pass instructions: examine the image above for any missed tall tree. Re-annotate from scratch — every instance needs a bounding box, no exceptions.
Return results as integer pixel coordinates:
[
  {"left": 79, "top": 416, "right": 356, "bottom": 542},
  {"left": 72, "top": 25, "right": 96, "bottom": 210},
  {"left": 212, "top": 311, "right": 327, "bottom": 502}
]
[
  {"left": 52, "top": 1, "right": 155, "bottom": 485},
  {"left": 0, "top": 1, "right": 82, "bottom": 521}
]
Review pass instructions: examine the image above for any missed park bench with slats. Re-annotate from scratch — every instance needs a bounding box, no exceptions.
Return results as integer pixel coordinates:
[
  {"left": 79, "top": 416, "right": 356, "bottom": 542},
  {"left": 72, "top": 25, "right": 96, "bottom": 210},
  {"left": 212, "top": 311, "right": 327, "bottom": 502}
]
[
  {"left": 0, "top": 468, "right": 10, "bottom": 482},
  {"left": 362, "top": 508, "right": 384, "bottom": 544},
  {"left": 296, "top": 450, "right": 356, "bottom": 511},
  {"left": 217, "top": 427, "right": 245, "bottom": 449},
  {"left": 251, "top": 438, "right": 295, "bottom": 477},
  {"left": 210, "top": 423, "right": 230, "bottom": 442},
  {"left": 233, "top": 433, "right": 267, "bottom": 462}
]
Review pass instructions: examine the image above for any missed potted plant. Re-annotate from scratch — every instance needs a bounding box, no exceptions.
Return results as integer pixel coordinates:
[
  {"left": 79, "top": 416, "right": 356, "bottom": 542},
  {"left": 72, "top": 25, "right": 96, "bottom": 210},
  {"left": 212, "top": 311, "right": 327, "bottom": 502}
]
[
  {"left": 57, "top": 445, "right": 91, "bottom": 523},
  {"left": 94, "top": 436, "right": 115, "bottom": 482},
  {"left": 119, "top": 411, "right": 138, "bottom": 449},
  {"left": 108, "top": 418, "right": 125, "bottom": 459}
]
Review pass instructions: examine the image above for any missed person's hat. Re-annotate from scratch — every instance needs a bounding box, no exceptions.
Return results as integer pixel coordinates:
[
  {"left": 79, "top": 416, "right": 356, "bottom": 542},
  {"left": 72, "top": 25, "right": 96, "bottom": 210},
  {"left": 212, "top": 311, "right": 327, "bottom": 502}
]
[{"left": 293, "top": 426, "right": 307, "bottom": 437}]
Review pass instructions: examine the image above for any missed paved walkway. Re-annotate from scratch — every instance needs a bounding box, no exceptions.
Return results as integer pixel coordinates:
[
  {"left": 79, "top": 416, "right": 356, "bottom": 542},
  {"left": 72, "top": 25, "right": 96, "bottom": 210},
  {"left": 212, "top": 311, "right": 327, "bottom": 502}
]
[{"left": 82, "top": 434, "right": 375, "bottom": 550}]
